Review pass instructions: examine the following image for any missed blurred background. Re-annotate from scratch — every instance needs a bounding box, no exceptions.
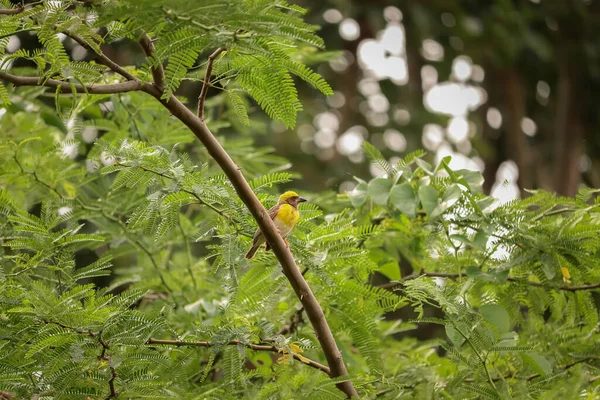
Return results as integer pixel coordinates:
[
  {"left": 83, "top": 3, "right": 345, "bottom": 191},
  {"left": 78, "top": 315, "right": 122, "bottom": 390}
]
[
  {"left": 5, "top": 0, "right": 600, "bottom": 200},
  {"left": 267, "top": 0, "right": 600, "bottom": 201}
]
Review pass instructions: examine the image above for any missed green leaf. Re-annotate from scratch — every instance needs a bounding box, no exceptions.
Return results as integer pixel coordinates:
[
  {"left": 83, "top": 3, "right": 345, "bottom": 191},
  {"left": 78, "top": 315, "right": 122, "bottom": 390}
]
[
  {"left": 367, "top": 178, "right": 393, "bottom": 206},
  {"left": 497, "top": 331, "right": 519, "bottom": 347},
  {"left": 348, "top": 182, "right": 368, "bottom": 208},
  {"left": 364, "top": 142, "right": 393, "bottom": 176},
  {"left": 449, "top": 234, "right": 470, "bottom": 246},
  {"left": 445, "top": 324, "right": 466, "bottom": 347},
  {"left": 456, "top": 169, "right": 484, "bottom": 193},
  {"left": 415, "top": 158, "right": 433, "bottom": 175},
  {"left": 430, "top": 184, "right": 462, "bottom": 219},
  {"left": 0, "top": 81, "right": 10, "bottom": 106},
  {"left": 227, "top": 91, "right": 250, "bottom": 126},
  {"left": 477, "top": 197, "right": 498, "bottom": 214},
  {"left": 480, "top": 304, "right": 510, "bottom": 334},
  {"left": 522, "top": 353, "right": 552, "bottom": 376},
  {"left": 418, "top": 185, "right": 439, "bottom": 216},
  {"left": 389, "top": 183, "right": 418, "bottom": 218},
  {"left": 376, "top": 260, "right": 401, "bottom": 281},
  {"left": 540, "top": 253, "right": 557, "bottom": 280},
  {"left": 472, "top": 230, "right": 489, "bottom": 249}
]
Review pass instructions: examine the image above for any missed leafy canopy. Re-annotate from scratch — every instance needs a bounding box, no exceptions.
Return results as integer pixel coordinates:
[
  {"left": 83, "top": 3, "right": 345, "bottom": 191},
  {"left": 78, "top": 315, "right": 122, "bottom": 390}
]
[{"left": 1, "top": 0, "right": 600, "bottom": 399}]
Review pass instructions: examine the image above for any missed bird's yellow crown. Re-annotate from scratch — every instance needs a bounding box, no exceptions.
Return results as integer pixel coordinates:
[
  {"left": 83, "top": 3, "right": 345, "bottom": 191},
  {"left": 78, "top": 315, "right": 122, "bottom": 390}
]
[{"left": 279, "top": 191, "right": 299, "bottom": 202}]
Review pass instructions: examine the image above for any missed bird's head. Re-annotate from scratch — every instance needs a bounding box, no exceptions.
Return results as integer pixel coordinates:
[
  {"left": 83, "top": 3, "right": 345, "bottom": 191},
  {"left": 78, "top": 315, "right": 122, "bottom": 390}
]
[{"left": 279, "top": 191, "right": 307, "bottom": 207}]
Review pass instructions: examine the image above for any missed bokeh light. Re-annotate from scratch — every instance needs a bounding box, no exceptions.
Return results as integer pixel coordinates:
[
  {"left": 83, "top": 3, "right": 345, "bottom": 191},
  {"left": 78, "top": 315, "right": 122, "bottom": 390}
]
[{"left": 340, "top": 18, "right": 360, "bottom": 41}]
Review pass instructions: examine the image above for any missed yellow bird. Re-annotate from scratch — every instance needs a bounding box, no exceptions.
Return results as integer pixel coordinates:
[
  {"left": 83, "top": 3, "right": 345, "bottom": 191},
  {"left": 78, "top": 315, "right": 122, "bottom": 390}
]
[{"left": 245, "top": 191, "right": 307, "bottom": 259}]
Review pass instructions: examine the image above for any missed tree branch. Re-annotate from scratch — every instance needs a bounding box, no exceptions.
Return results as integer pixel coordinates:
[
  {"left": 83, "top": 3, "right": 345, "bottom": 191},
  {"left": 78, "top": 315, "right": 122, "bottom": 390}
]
[
  {"left": 277, "top": 307, "right": 304, "bottom": 336},
  {"left": 43, "top": 320, "right": 118, "bottom": 398},
  {"left": 197, "top": 48, "right": 224, "bottom": 120},
  {"left": 142, "top": 64, "right": 358, "bottom": 397},
  {"left": 66, "top": 33, "right": 138, "bottom": 82},
  {"left": 139, "top": 33, "right": 165, "bottom": 92},
  {"left": 380, "top": 271, "right": 600, "bottom": 292},
  {"left": 463, "top": 355, "right": 600, "bottom": 383},
  {"left": 0, "top": 72, "right": 142, "bottom": 94},
  {"left": 0, "top": 6, "right": 24, "bottom": 15},
  {"left": 0, "top": 391, "right": 16, "bottom": 400},
  {"left": 146, "top": 338, "right": 331, "bottom": 375}
]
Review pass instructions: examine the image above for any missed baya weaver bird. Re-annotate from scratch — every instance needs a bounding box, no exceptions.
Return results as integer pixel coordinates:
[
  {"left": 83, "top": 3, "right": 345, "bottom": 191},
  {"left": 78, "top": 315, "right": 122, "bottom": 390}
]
[{"left": 245, "top": 191, "right": 307, "bottom": 259}]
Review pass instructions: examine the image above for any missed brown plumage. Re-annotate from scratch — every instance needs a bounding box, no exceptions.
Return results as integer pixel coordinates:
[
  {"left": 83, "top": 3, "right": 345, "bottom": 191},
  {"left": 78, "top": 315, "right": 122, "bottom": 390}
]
[{"left": 245, "top": 191, "right": 307, "bottom": 259}]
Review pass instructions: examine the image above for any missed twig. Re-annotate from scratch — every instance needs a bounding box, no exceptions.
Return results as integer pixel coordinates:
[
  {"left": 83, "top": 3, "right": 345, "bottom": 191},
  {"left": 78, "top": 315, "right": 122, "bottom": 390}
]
[
  {"left": 0, "top": 27, "right": 38, "bottom": 40},
  {"left": 134, "top": 239, "right": 174, "bottom": 294},
  {"left": 43, "top": 320, "right": 118, "bottom": 398},
  {"left": 449, "top": 220, "right": 525, "bottom": 249},
  {"left": 146, "top": 338, "right": 331, "bottom": 375},
  {"left": 0, "top": 72, "right": 142, "bottom": 94},
  {"left": 116, "top": 161, "right": 252, "bottom": 237},
  {"left": 197, "top": 48, "right": 225, "bottom": 120},
  {"left": 177, "top": 215, "right": 198, "bottom": 290},
  {"left": 463, "top": 355, "right": 600, "bottom": 383},
  {"left": 277, "top": 307, "right": 304, "bottom": 335},
  {"left": 119, "top": 162, "right": 240, "bottom": 223},
  {"left": 66, "top": 33, "right": 137, "bottom": 82},
  {"left": 453, "top": 324, "right": 497, "bottom": 390},
  {"left": 380, "top": 271, "right": 600, "bottom": 292}
]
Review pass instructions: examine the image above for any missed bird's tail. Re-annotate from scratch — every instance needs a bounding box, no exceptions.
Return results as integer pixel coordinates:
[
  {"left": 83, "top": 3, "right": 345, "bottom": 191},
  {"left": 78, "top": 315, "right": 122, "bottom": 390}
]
[{"left": 245, "top": 245, "right": 260, "bottom": 259}]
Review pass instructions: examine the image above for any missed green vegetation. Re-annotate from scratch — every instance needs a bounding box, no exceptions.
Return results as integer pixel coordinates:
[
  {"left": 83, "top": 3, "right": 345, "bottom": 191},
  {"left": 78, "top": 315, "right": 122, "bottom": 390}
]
[{"left": 0, "top": 1, "right": 599, "bottom": 399}]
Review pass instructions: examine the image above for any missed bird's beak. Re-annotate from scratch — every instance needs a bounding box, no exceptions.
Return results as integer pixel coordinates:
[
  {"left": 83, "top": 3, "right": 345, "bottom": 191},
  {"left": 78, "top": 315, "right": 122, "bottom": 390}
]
[{"left": 299, "top": 197, "right": 307, "bottom": 203}]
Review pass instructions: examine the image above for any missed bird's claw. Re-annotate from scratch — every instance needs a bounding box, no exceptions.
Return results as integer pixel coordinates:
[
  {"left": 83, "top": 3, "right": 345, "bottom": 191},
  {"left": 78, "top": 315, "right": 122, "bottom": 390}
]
[{"left": 285, "top": 240, "right": 290, "bottom": 248}]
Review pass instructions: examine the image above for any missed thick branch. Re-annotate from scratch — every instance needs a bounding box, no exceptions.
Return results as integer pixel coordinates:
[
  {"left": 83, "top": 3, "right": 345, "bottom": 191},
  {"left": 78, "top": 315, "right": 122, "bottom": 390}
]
[
  {"left": 139, "top": 33, "right": 164, "bottom": 92},
  {"left": 142, "top": 81, "right": 358, "bottom": 397},
  {"left": 146, "top": 338, "right": 330, "bottom": 375},
  {"left": 0, "top": 6, "right": 23, "bottom": 15},
  {"left": 0, "top": 72, "right": 141, "bottom": 94},
  {"left": 380, "top": 271, "right": 600, "bottom": 292},
  {"left": 197, "top": 48, "right": 224, "bottom": 120},
  {"left": 0, "top": 391, "right": 15, "bottom": 400}
]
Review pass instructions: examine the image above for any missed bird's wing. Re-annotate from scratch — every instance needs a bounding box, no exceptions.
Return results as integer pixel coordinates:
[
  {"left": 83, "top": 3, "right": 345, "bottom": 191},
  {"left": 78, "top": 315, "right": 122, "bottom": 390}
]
[
  {"left": 268, "top": 203, "right": 281, "bottom": 220},
  {"left": 251, "top": 203, "right": 280, "bottom": 242}
]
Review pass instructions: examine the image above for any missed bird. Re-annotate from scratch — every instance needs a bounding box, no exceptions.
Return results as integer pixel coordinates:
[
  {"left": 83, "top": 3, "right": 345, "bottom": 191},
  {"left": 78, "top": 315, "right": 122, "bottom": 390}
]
[{"left": 245, "top": 191, "right": 307, "bottom": 259}]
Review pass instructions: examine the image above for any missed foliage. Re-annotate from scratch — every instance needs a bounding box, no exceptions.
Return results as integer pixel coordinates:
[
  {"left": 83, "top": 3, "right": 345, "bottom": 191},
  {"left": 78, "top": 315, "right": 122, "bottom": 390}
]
[{"left": 1, "top": 1, "right": 599, "bottom": 399}]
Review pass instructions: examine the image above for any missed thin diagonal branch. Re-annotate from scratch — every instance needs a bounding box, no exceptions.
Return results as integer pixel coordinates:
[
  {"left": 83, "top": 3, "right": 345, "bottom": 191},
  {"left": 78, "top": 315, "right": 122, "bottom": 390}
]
[
  {"left": 139, "top": 33, "right": 164, "bottom": 92},
  {"left": 197, "top": 48, "right": 224, "bottom": 120},
  {"left": 0, "top": 72, "right": 142, "bottom": 94},
  {"left": 115, "top": 161, "right": 252, "bottom": 237},
  {"left": 380, "top": 271, "right": 600, "bottom": 292},
  {"left": 277, "top": 307, "right": 304, "bottom": 335},
  {"left": 145, "top": 338, "right": 331, "bottom": 375},
  {"left": 66, "top": 34, "right": 138, "bottom": 82},
  {"left": 0, "top": 27, "right": 38, "bottom": 40},
  {"left": 43, "top": 320, "right": 118, "bottom": 398},
  {"left": 454, "top": 324, "right": 497, "bottom": 390},
  {"left": 463, "top": 355, "right": 600, "bottom": 383}
]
